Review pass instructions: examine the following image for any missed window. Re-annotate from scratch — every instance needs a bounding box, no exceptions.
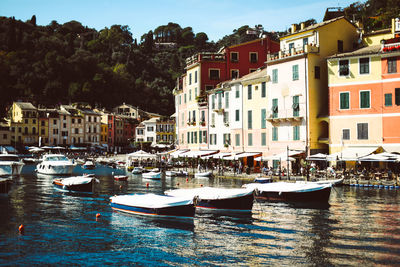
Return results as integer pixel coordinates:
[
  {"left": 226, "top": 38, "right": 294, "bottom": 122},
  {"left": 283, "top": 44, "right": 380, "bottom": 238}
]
[
  {"left": 179, "top": 95, "right": 181, "bottom": 105},
  {"left": 195, "top": 71, "right": 197, "bottom": 83},
  {"left": 195, "top": 87, "right": 197, "bottom": 98},
  {"left": 292, "top": 65, "right": 299, "bottom": 80},
  {"left": 396, "top": 88, "right": 400, "bottom": 105},
  {"left": 235, "top": 134, "right": 240, "bottom": 146},
  {"left": 359, "top": 57, "right": 370, "bottom": 74},
  {"left": 272, "top": 127, "right": 278, "bottom": 141},
  {"left": 194, "top": 132, "right": 197, "bottom": 144},
  {"left": 41, "top": 121, "right": 45, "bottom": 126},
  {"left": 248, "top": 110, "right": 252, "bottom": 129},
  {"left": 388, "top": 58, "right": 397, "bottom": 73},
  {"left": 357, "top": 123, "right": 368, "bottom": 140},
  {"left": 53, "top": 119, "right": 57, "bottom": 125},
  {"left": 293, "top": 126, "right": 300, "bottom": 140},
  {"left": 223, "top": 112, "right": 229, "bottom": 124},
  {"left": 248, "top": 133, "right": 253, "bottom": 146},
  {"left": 211, "top": 113, "right": 215, "bottom": 126},
  {"left": 272, "top": 69, "right": 278, "bottom": 83},
  {"left": 342, "top": 129, "right": 350, "bottom": 140},
  {"left": 231, "top": 69, "right": 239, "bottom": 79},
  {"left": 235, "top": 87, "right": 240, "bottom": 98},
  {"left": 272, "top": 98, "right": 278, "bottom": 118},
  {"left": 338, "top": 40, "right": 343, "bottom": 53},
  {"left": 189, "top": 89, "right": 191, "bottom": 101},
  {"left": 360, "top": 91, "right": 370, "bottom": 109},
  {"left": 225, "top": 92, "right": 229, "bottom": 109},
  {"left": 315, "top": 66, "right": 320, "bottom": 79},
  {"left": 205, "top": 85, "right": 213, "bottom": 91},
  {"left": 248, "top": 85, "right": 252, "bottom": 100},
  {"left": 189, "top": 73, "right": 192, "bottom": 85},
  {"left": 209, "top": 69, "right": 220, "bottom": 80},
  {"left": 303, "top": 38, "right": 308, "bottom": 49},
  {"left": 223, "top": 133, "right": 231, "bottom": 145},
  {"left": 340, "top": 92, "right": 350, "bottom": 110},
  {"left": 288, "top": 43, "right": 294, "bottom": 51},
  {"left": 211, "top": 95, "right": 215, "bottom": 109},
  {"left": 235, "top": 109, "right": 240, "bottom": 121},
  {"left": 250, "top": 52, "right": 258, "bottom": 63},
  {"left": 231, "top": 52, "right": 239, "bottom": 62},
  {"left": 261, "top": 109, "right": 266, "bottom": 129},
  {"left": 293, "top": 95, "right": 299, "bottom": 117},
  {"left": 218, "top": 93, "right": 222, "bottom": 109},
  {"left": 261, "top": 133, "right": 266, "bottom": 146},
  {"left": 184, "top": 93, "right": 187, "bottom": 103},
  {"left": 339, "top": 60, "right": 349, "bottom": 76},
  {"left": 187, "top": 132, "right": 190, "bottom": 144},
  {"left": 261, "top": 82, "right": 266, "bottom": 98}
]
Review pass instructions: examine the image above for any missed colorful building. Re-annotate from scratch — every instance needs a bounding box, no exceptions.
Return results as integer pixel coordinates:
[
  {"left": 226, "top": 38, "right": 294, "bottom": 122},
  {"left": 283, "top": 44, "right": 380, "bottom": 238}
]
[{"left": 8, "top": 102, "right": 39, "bottom": 145}]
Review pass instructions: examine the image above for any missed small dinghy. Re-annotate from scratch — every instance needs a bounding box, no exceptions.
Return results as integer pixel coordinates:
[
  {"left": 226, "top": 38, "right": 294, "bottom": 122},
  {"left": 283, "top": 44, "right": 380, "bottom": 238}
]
[
  {"left": 114, "top": 175, "right": 128, "bottom": 181},
  {"left": 110, "top": 194, "right": 195, "bottom": 219},
  {"left": 165, "top": 187, "right": 255, "bottom": 212},
  {"left": 53, "top": 175, "right": 99, "bottom": 193},
  {"left": 194, "top": 171, "right": 212, "bottom": 178},
  {"left": 142, "top": 171, "right": 161, "bottom": 180}
]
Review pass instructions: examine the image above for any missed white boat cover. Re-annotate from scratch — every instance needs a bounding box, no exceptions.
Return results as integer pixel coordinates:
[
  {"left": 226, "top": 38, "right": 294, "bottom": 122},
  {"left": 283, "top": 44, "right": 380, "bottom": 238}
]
[
  {"left": 243, "top": 182, "right": 331, "bottom": 193},
  {"left": 110, "top": 194, "right": 193, "bottom": 209},
  {"left": 59, "top": 176, "right": 96, "bottom": 186},
  {"left": 165, "top": 187, "right": 254, "bottom": 200}
]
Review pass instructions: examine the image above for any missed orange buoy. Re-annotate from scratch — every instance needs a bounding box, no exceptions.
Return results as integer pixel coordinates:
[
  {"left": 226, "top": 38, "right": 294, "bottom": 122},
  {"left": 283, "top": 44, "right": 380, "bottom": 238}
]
[
  {"left": 96, "top": 213, "right": 101, "bottom": 219},
  {"left": 146, "top": 183, "right": 149, "bottom": 188},
  {"left": 186, "top": 178, "right": 189, "bottom": 182},
  {"left": 200, "top": 184, "right": 203, "bottom": 187},
  {"left": 18, "top": 224, "right": 24, "bottom": 234}
]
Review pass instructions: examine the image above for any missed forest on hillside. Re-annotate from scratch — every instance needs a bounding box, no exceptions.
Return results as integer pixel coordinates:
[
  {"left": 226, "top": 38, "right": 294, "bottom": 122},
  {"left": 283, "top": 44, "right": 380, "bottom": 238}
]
[{"left": 0, "top": 0, "right": 398, "bottom": 118}]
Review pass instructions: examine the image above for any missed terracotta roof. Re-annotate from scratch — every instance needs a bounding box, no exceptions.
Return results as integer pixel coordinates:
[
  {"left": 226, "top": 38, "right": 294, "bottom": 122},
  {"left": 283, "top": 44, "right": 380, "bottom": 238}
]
[
  {"left": 327, "top": 45, "right": 381, "bottom": 59},
  {"left": 15, "top": 102, "right": 36, "bottom": 110}
]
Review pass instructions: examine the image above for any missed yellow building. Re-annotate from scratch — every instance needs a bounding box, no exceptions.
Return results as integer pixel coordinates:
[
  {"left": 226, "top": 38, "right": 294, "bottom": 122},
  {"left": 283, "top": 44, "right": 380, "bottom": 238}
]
[
  {"left": 8, "top": 102, "right": 38, "bottom": 145},
  {"left": 266, "top": 16, "right": 358, "bottom": 155}
]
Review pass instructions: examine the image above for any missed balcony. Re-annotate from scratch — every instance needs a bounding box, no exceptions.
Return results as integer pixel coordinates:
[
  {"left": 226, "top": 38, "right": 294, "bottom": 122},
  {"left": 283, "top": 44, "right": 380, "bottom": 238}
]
[
  {"left": 186, "top": 52, "right": 226, "bottom": 67},
  {"left": 266, "top": 108, "right": 305, "bottom": 123},
  {"left": 381, "top": 38, "right": 400, "bottom": 53},
  {"left": 267, "top": 44, "right": 319, "bottom": 62},
  {"left": 196, "top": 95, "right": 208, "bottom": 107}
]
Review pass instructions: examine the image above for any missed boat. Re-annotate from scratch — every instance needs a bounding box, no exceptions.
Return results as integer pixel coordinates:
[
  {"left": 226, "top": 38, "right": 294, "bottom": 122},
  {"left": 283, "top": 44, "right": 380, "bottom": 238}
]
[
  {"left": 113, "top": 172, "right": 128, "bottom": 181},
  {"left": 132, "top": 167, "right": 144, "bottom": 174},
  {"left": 36, "top": 154, "right": 76, "bottom": 175},
  {"left": 110, "top": 193, "right": 195, "bottom": 219},
  {"left": 0, "top": 178, "right": 13, "bottom": 195},
  {"left": 165, "top": 187, "right": 255, "bottom": 212},
  {"left": 175, "top": 170, "right": 189, "bottom": 176},
  {"left": 142, "top": 171, "right": 162, "bottom": 180},
  {"left": 0, "top": 154, "right": 24, "bottom": 177},
  {"left": 165, "top": 171, "right": 177, "bottom": 177},
  {"left": 82, "top": 160, "right": 95, "bottom": 170},
  {"left": 52, "top": 175, "right": 99, "bottom": 193},
  {"left": 244, "top": 182, "right": 332, "bottom": 203},
  {"left": 254, "top": 177, "right": 273, "bottom": 184},
  {"left": 194, "top": 171, "right": 212, "bottom": 178},
  {"left": 297, "top": 177, "right": 344, "bottom": 186}
]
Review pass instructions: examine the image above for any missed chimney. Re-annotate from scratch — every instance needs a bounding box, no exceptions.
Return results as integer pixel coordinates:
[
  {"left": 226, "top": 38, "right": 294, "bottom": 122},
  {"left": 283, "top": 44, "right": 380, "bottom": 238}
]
[
  {"left": 300, "top": 23, "right": 305, "bottom": 30},
  {"left": 291, "top": 24, "right": 297, "bottom": 33}
]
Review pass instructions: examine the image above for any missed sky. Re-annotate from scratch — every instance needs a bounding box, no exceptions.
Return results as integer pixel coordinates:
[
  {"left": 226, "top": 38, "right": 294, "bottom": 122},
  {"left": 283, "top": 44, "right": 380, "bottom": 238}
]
[{"left": 1, "top": 0, "right": 361, "bottom": 42}]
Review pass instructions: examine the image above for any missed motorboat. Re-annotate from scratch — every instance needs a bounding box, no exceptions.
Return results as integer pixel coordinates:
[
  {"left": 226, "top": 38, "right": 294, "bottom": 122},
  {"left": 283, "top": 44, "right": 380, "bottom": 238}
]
[
  {"left": 244, "top": 182, "right": 332, "bottom": 203},
  {"left": 142, "top": 171, "right": 161, "bottom": 180},
  {"left": 132, "top": 167, "right": 144, "bottom": 174},
  {"left": 175, "top": 170, "right": 189, "bottom": 177},
  {"left": 0, "top": 154, "right": 24, "bottom": 177},
  {"left": 110, "top": 193, "right": 195, "bottom": 219},
  {"left": 82, "top": 160, "right": 96, "bottom": 170},
  {"left": 165, "top": 187, "right": 255, "bottom": 212},
  {"left": 165, "top": 171, "right": 177, "bottom": 177},
  {"left": 36, "top": 154, "right": 76, "bottom": 175},
  {"left": 194, "top": 171, "right": 212, "bottom": 178},
  {"left": 53, "top": 175, "right": 99, "bottom": 193},
  {"left": 112, "top": 172, "right": 128, "bottom": 181},
  {"left": 297, "top": 177, "right": 344, "bottom": 187},
  {"left": 254, "top": 177, "right": 273, "bottom": 184}
]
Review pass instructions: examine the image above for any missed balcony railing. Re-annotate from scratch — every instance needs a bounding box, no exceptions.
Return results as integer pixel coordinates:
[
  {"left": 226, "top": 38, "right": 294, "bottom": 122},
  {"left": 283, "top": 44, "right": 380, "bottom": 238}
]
[
  {"left": 266, "top": 108, "right": 305, "bottom": 122},
  {"left": 381, "top": 38, "right": 400, "bottom": 53},
  {"left": 186, "top": 52, "right": 226, "bottom": 66},
  {"left": 267, "top": 44, "right": 319, "bottom": 61}
]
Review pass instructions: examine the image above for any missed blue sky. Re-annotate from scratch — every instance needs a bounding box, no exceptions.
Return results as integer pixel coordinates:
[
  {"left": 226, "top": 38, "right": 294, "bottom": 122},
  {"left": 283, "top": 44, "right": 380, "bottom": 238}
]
[{"left": 1, "top": 0, "right": 361, "bottom": 41}]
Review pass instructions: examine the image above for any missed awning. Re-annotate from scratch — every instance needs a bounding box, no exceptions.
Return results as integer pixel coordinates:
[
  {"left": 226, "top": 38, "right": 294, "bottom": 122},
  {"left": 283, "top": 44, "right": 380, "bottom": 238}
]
[
  {"left": 223, "top": 152, "right": 262, "bottom": 160},
  {"left": 328, "top": 146, "right": 381, "bottom": 161},
  {"left": 263, "top": 150, "right": 304, "bottom": 161},
  {"left": 306, "top": 153, "right": 328, "bottom": 161},
  {"left": 201, "top": 152, "right": 232, "bottom": 159},
  {"left": 256, "top": 156, "right": 295, "bottom": 162},
  {"left": 383, "top": 145, "right": 400, "bottom": 154},
  {"left": 178, "top": 150, "right": 219, "bottom": 158},
  {"left": 170, "top": 149, "right": 190, "bottom": 158}
]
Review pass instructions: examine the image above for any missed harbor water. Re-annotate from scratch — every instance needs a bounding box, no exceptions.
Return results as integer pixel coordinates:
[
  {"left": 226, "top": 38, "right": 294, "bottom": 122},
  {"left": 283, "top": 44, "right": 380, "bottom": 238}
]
[{"left": 1, "top": 165, "right": 400, "bottom": 266}]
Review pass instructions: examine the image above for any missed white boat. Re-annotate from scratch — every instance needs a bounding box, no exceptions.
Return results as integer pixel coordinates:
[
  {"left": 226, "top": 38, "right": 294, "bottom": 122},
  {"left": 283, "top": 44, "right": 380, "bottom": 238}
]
[
  {"left": 194, "top": 171, "right": 212, "bottom": 178},
  {"left": 175, "top": 170, "right": 188, "bottom": 176},
  {"left": 53, "top": 175, "right": 99, "bottom": 193},
  {"left": 82, "top": 160, "right": 96, "bottom": 170},
  {"left": 297, "top": 177, "right": 344, "bottom": 186},
  {"left": 0, "top": 154, "right": 24, "bottom": 177},
  {"left": 165, "top": 171, "right": 177, "bottom": 177},
  {"left": 132, "top": 167, "right": 144, "bottom": 174},
  {"left": 36, "top": 154, "right": 76, "bottom": 175},
  {"left": 142, "top": 171, "right": 161, "bottom": 180},
  {"left": 110, "top": 194, "right": 195, "bottom": 219},
  {"left": 165, "top": 187, "right": 255, "bottom": 212}
]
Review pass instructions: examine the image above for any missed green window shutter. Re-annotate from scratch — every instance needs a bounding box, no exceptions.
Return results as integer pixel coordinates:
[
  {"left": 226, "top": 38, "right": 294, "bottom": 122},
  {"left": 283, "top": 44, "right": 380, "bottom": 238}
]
[
  {"left": 272, "top": 127, "right": 278, "bottom": 141},
  {"left": 261, "top": 82, "right": 266, "bottom": 97},
  {"left": 360, "top": 91, "right": 370, "bottom": 108},
  {"left": 293, "top": 126, "right": 299, "bottom": 140},
  {"left": 199, "top": 131, "right": 202, "bottom": 143},
  {"left": 261, "top": 133, "right": 266, "bottom": 146},
  {"left": 293, "top": 96, "right": 299, "bottom": 117},
  {"left": 340, "top": 93, "right": 349, "bottom": 109},
  {"left": 272, "top": 98, "right": 278, "bottom": 118},
  {"left": 395, "top": 88, "right": 400, "bottom": 105},
  {"left": 248, "top": 110, "right": 252, "bottom": 129},
  {"left": 385, "top": 93, "right": 392, "bottom": 106},
  {"left": 248, "top": 85, "right": 252, "bottom": 99},
  {"left": 292, "top": 65, "right": 299, "bottom": 80},
  {"left": 261, "top": 109, "right": 266, "bottom": 129}
]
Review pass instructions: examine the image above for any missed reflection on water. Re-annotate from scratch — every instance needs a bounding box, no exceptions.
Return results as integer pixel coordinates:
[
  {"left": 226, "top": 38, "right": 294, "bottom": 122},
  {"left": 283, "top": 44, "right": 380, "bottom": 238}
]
[{"left": 1, "top": 165, "right": 400, "bottom": 265}]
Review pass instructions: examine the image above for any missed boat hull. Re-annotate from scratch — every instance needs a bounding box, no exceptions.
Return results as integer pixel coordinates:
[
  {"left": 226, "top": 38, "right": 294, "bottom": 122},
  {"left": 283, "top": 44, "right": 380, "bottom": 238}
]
[
  {"left": 0, "top": 178, "right": 13, "bottom": 194},
  {"left": 196, "top": 193, "right": 254, "bottom": 212},
  {"left": 0, "top": 162, "right": 24, "bottom": 176},
  {"left": 255, "top": 186, "right": 332, "bottom": 203},
  {"left": 37, "top": 164, "right": 75, "bottom": 175},
  {"left": 114, "top": 175, "right": 128, "bottom": 181},
  {"left": 142, "top": 172, "right": 161, "bottom": 180},
  {"left": 110, "top": 202, "right": 195, "bottom": 218},
  {"left": 194, "top": 171, "right": 212, "bottom": 178},
  {"left": 53, "top": 178, "right": 96, "bottom": 193}
]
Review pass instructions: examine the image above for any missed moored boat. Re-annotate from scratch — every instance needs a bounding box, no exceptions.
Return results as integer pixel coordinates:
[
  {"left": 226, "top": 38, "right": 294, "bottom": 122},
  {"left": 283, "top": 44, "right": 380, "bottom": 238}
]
[
  {"left": 53, "top": 175, "right": 99, "bottom": 193},
  {"left": 82, "top": 160, "right": 95, "bottom": 170},
  {"left": 132, "top": 167, "right": 144, "bottom": 174},
  {"left": 297, "top": 177, "right": 344, "bottom": 186},
  {"left": 194, "top": 171, "right": 212, "bottom": 178},
  {"left": 142, "top": 171, "right": 161, "bottom": 180},
  {"left": 165, "top": 187, "right": 255, "bottom": 212},
  {"left": 244, "top": 182, "right": 332, "bottom": 203},
  {"left": 0, "top": 154, "right": 24, "bottom": 177},
  {"left": 165, "top": 171, "right": 177, "bottom": 177},
  {"left": 114, "top": 175, "right": 128, "bottom": 181},
  {"left": 110, "top": 194, "right": 195, "bottom": 219},
  {"left": 36, "top": 154, "right": 76, "bottom": 175}
]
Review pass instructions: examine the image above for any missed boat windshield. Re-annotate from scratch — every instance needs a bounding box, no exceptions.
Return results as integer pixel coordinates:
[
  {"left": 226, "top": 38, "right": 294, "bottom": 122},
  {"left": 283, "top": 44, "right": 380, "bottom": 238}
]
[{"left": 45, "top": 156, "right": 69, "bottom": 161}]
